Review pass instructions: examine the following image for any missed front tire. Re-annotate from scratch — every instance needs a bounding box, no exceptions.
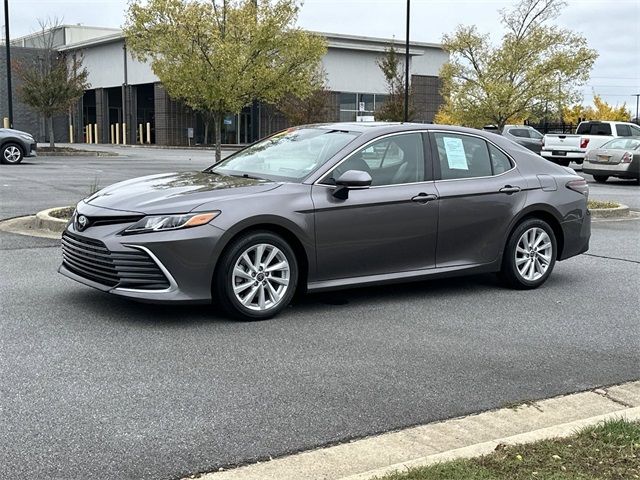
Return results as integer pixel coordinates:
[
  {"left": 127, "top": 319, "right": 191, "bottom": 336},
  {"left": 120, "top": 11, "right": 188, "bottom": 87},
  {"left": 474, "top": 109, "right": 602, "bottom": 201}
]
[
  {"left": 500, "top": 218, "right": 557, "bottom": 289},
  {"left": 1, "top": 143, "right": 24, "bottom": 164},
  {"left": 214, "top": 231, "right": 298, "bottom": 321},
  {"left": 593, "top": 175, "right": 609, "bottom": 183}
]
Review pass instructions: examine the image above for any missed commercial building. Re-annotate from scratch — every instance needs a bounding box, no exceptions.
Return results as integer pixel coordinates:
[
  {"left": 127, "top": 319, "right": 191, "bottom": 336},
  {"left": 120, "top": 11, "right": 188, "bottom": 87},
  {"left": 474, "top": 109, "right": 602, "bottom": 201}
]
[{"left": 2, "top": 25, "right": 448, "bottom": 145}]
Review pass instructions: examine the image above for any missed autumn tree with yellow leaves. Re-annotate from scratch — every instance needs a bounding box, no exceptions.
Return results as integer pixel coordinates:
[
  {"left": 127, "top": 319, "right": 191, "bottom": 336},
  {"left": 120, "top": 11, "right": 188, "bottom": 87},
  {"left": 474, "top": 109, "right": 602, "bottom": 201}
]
[
  {"left": 436, "top": 0, "right": 597, "bottom": 129},
  {"left": 562, "top": 95, "right": 631, "bottom": 124}
]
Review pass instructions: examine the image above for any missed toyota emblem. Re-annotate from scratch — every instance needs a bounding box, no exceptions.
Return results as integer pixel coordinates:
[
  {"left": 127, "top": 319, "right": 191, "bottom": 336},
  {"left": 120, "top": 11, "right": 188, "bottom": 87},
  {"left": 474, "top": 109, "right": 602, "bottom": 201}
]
[{"left": 76, "top": 215, "right": 89, "bottom": 231}]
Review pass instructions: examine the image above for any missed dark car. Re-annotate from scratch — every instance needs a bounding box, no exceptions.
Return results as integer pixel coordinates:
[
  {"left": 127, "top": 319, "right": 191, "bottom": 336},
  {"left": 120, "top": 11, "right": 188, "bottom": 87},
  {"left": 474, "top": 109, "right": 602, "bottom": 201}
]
[
  {"left": 583, "top": 137, "right": 640, "bottom": 183},
  {"left": 501, "top": 125, "right": 544, "bottom": 154},
  {"left": 59, "top": 123, "right": 591, "bottom": 320},
  {"left": 0, "top": 128, "right": 37, "bottom": 164}
]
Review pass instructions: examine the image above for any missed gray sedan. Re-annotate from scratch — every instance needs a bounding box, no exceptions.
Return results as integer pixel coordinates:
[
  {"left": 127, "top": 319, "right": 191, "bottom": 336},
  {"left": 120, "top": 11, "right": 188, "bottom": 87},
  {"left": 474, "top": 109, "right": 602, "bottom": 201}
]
[
  {"left": 59, "top": 123, "right": 591, "bottom": 320},
  {"left": 502, "top": 125, "right": 544, "bottom": 154},
  {"left": 0, "top": 128, "right": 37, "bottom": 164},
  {"left": 583, "top": 137, "right": 640, "bottom": 183}
]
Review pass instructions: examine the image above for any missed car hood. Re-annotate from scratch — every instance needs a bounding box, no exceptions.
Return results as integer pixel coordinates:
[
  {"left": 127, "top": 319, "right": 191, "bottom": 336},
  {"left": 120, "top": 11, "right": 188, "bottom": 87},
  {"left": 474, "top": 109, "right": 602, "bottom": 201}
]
[{"left": 85, "top": 171, "right": 280, "bottom": 214}]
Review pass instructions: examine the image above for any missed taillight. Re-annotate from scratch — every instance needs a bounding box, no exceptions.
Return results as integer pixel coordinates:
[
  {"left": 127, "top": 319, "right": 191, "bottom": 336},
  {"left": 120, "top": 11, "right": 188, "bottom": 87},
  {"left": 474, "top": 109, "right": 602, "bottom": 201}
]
[
  {"left": 580, "top": 138, "right": 590, "bottom": 149},
  {"left": 621, "top": 152, "right": 633, "bottom": 163},
  {"left": 566, "top": 178, "right": 589, "bottom": 197}
]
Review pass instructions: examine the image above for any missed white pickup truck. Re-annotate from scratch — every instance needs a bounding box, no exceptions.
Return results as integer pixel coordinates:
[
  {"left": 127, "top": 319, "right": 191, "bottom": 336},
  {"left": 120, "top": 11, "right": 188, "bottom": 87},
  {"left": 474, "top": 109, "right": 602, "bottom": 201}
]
[{"left": 541, "top": 121, "right": 640, "bottom": 166}]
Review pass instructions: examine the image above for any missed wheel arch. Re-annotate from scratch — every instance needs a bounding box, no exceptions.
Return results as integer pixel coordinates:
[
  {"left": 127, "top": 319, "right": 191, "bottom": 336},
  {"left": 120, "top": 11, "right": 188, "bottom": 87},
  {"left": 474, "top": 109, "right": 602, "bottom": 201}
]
[
  {"left": 501, "top": 205, "right": 565, "bottom": 263},
  {"left": 1, "top": 140, "right": 25, "bottom": 156},
  {"left": 211, "top": 217, "right": 312, "bottom": 296}
]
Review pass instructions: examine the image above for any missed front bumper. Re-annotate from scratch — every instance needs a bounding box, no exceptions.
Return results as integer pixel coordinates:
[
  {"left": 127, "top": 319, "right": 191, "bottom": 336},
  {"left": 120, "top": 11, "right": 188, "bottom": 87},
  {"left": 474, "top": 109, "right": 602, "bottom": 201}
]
[
  {"left": 27, "top": 142, "right": 37, "bottom": 157},
  {"left": 58, "top": 213, "right": 227, "bottom": 304}
]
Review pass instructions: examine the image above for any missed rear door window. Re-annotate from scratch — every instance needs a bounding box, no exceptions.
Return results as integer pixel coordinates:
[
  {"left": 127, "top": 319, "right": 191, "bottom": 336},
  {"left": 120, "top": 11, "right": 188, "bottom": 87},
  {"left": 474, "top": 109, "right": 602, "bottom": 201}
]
[
  {"left": 616, "top": 124, "right": 632, "bottom": 137},
  {"left": 509, "top": 129, "right": 530, "bottom": 138},
  {"left": 433, "top": 133, "right": 493, "bottom": 180}
]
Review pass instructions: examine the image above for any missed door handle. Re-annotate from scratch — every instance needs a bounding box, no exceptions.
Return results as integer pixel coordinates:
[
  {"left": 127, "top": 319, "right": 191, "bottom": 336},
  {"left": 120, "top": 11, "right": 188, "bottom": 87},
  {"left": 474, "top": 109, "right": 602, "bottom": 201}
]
[
  {"left": 499, "top": 185, "right": 521, "bottom": 194},
  {"left": 411, "top": 193, "right": 438, "bottom": 204}
]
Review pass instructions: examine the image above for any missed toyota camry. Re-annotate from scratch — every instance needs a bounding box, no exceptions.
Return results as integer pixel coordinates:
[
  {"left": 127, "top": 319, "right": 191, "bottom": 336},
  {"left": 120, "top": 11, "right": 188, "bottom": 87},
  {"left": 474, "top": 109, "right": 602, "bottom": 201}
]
[{"left": 59, "top": 123, "right": 591, "bottom": 320}]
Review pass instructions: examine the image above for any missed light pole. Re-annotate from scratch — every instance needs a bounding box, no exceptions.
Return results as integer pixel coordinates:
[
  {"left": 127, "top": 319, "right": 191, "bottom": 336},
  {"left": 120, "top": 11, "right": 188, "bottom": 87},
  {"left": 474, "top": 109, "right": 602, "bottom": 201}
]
[
  {"left": 403, "top": 0, "right": 410, "bottom": 123},
  {"left": 634, "top": 94, "right": 640, "bottom": 124},
  {"left": 4, "top": 0, "right": 13, "bottom": 127}
]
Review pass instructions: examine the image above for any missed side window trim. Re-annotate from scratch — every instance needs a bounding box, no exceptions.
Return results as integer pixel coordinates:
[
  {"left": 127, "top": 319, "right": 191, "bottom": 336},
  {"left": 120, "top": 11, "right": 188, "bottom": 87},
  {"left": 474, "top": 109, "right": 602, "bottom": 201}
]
[{"left": 429, "top": 130, "right": 516, "bottom": 182}]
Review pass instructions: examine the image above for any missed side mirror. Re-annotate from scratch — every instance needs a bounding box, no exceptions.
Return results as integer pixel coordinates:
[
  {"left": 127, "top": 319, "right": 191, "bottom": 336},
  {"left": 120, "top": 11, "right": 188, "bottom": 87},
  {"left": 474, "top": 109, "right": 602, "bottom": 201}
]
[{"left": 333, "top": 170, "right": 372, "bottom": 199}]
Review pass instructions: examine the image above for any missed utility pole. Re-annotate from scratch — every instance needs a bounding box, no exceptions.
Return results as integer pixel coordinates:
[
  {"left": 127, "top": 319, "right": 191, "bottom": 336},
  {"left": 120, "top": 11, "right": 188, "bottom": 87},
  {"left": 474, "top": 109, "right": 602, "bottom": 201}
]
[
  {"left": 403, "top": 0, "right": 410, "bottom": 123},
  {"left": 634, "top": 94, "right": 640, "bottom": 125},
  {"left": 250, "top": 0, "right": 259, "bottom": 141},
  {"left": 122, "top": 41, "right": 128, "bottom": 144},
  {"left": 4, "top": 0, "right": 13, "bottom": 127}
]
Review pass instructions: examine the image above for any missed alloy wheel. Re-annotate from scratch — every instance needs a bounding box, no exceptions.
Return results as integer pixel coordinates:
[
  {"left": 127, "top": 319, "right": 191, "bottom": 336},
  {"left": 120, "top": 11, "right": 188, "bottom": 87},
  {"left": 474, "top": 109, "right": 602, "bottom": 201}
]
[
  {"left": 232, "top": 243, "right": 290, "bottom": 311},
  {"left": 515, "top": 227, "right": 552, "bottom": 282},
  {"left": 3, "top": 145, "right": 22, "bottom": 163}
]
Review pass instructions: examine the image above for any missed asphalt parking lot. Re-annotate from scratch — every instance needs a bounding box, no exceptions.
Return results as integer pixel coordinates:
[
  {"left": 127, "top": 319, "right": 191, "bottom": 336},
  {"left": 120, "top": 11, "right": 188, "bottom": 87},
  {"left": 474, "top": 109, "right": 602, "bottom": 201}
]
[{"left": 1, "top": 148, "right": 638, "bottom": 480}]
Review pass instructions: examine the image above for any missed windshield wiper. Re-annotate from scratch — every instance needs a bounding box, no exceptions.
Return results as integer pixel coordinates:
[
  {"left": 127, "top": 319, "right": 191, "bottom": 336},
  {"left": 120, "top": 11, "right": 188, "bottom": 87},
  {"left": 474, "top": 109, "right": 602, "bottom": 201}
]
[{"left": 228, "top": 173, "right": 267, "bottom": 181}]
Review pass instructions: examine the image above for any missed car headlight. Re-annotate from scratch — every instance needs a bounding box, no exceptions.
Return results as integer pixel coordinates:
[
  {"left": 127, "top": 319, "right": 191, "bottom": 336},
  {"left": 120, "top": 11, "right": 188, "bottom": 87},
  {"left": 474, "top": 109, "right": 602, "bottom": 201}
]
[
  {"left": 123, "top": 211, "right": 220, "bottom": 235},
  {"left": 17, "top": 133, "right": 35, "bottom": 142}
]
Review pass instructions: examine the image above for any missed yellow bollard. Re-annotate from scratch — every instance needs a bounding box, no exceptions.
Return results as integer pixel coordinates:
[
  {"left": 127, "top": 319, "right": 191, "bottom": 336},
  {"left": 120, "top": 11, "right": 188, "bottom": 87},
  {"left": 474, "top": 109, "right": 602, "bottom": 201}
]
[
  {"left": 69, "top": 124, "right": 74, "bottom": 143},
  {"left": 94, "top": 124, "right": 98, "bottom": 144},
  {"left": 110, "top": 124, "right": 115, "bottom": 144},
  {"left": 87, "top": 124, "right": 93, "bottom": 144},
  {"left": 115, "top": 123, "right": 120, "bottom": 144},
  {"left": 122, "top": 123, "right": 127, "bottom": 145},
  {"left": 139, "top": 124, "right": 143, "bottom": 144},
  {"left": 3, "top": 117, "right": 9, "bottom": 128},
  {"left": 146, "top": 122, "right": 151, "bottom": 144}
]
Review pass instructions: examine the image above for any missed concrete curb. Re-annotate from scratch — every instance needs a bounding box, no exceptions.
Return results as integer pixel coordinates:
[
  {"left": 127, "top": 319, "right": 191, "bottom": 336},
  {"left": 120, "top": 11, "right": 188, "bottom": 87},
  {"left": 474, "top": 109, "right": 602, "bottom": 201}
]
[
  {"left": 340, "top": 407, "right": 640, "bottom": 480},
  {"left": 34, "top": 207, "right": 71, "bottom": 233},
  {"left": 195, "top": 381, "right": 640, "bottom": 480},
  {"left": 589, "top": 203, "right": 630, "bottom": 218},
  {"left": 38, "top": 151, "right": 119, "bottom": 157},
  {"left": 0, "top": 215, "right": 61, "bottom": 239}
]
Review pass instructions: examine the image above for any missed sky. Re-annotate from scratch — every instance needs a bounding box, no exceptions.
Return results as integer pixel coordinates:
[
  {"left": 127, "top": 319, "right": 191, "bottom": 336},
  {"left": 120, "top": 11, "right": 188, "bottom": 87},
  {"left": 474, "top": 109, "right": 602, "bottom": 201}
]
[{"left": 5, "top": 0, "right": 640, "bottom": 111}]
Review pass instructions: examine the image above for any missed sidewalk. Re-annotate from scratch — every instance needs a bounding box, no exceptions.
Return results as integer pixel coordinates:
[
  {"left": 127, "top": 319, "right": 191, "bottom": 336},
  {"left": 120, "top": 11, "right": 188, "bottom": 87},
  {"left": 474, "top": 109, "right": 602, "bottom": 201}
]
[{"left": 192, "top": 381, "right": 640, "bottom": 480}]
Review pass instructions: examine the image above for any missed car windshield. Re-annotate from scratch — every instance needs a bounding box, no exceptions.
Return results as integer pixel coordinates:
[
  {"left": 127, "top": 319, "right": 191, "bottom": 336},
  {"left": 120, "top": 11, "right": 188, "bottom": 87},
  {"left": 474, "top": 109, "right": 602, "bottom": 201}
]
[
  {"left": 601, "top": 138, "right": 640, "bottom": 150},
  {"left": 208, "top": 128, "right": 359, "bottom": 182},
  {"left": 529, "top": 129, "right": 543, "bottom": 139}
]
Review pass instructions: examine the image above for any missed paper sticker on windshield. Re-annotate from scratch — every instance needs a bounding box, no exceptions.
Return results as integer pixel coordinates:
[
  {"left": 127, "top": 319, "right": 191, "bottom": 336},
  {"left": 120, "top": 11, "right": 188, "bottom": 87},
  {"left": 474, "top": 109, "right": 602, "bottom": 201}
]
[{"left": 443, "top": 137, "right": 468, "bottom": 170}]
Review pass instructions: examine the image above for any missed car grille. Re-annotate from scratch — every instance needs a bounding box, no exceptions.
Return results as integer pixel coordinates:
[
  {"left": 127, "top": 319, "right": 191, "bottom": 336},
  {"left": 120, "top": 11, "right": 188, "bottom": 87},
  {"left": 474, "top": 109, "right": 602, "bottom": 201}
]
[{"left": 62, "top": 231, "right": 171, "bottom": 290}]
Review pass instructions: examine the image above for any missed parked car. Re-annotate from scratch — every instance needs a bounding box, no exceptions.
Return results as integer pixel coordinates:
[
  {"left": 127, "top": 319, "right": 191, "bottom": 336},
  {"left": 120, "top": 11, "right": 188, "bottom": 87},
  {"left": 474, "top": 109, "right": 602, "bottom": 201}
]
[
  {"left": 541, "top": 121, "right": 640, "bottom": 167},
  {"left": 501, "top": 125, "right": 544, "bottom": 154},
  {"left": 0, "top": 128, "right": 37, "bottom": 164},
  {"left": 583, "top": 137, "right": 640, "bottom": 183},
  {"left": 59, "top": 123, "right": 591, "bottom": 320}
]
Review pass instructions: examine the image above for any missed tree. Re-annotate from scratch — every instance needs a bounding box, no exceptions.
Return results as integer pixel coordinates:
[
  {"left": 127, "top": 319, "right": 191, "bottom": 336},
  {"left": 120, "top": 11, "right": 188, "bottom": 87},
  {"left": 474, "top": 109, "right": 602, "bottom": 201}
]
[
  {"left": 15, "top": 19, "right": 89, "bottom": 147},
  {"left": 276, "top": 65, "right": 333, "bottom": 126},
  {"left": 375, "top": 41, "right": 415, "bottom": 122},
  {"left": 563, "top": 94, "right": 631, "bottom": 124},
  {"left": 124, "top": 0, "right": 326, "bottom": 161},
  {"left": 436, "top": 0, "right": 598, "bottom": 129}
]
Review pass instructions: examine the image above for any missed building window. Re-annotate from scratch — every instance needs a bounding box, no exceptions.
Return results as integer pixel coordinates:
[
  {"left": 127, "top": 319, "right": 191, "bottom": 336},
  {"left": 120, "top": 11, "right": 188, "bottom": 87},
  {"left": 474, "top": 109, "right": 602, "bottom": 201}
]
[{"left": 339, "top": 92, "right": 390, "bottom": 121}]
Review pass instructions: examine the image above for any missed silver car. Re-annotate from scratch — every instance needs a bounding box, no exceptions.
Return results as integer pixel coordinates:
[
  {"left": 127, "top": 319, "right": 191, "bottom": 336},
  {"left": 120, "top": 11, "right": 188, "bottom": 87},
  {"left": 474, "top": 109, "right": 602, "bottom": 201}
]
[
  {"left": 0, "top": 128, "right": 37, "bottom": 164},
  {"left": 583, "top": 137, "right": 640, "bottom": 183},
  {"left": 59, "top": 123, "right": 591, "bottom": 320}
]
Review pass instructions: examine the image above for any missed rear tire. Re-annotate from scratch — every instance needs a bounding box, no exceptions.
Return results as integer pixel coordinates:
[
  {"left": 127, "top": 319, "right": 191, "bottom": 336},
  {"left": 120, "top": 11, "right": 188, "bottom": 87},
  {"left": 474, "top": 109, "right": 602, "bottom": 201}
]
[
  {"left": 213, "top": 231, "right": 298, "bottom": 321},
  {"left": 500, "top": 218, "right": 557, "bottom": 290},
  {"left": 593, "top": 175, "right": 609, "bottom": 183},
  {"left": 1, "top": 143, "right": 24, "bottom": 164}
]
